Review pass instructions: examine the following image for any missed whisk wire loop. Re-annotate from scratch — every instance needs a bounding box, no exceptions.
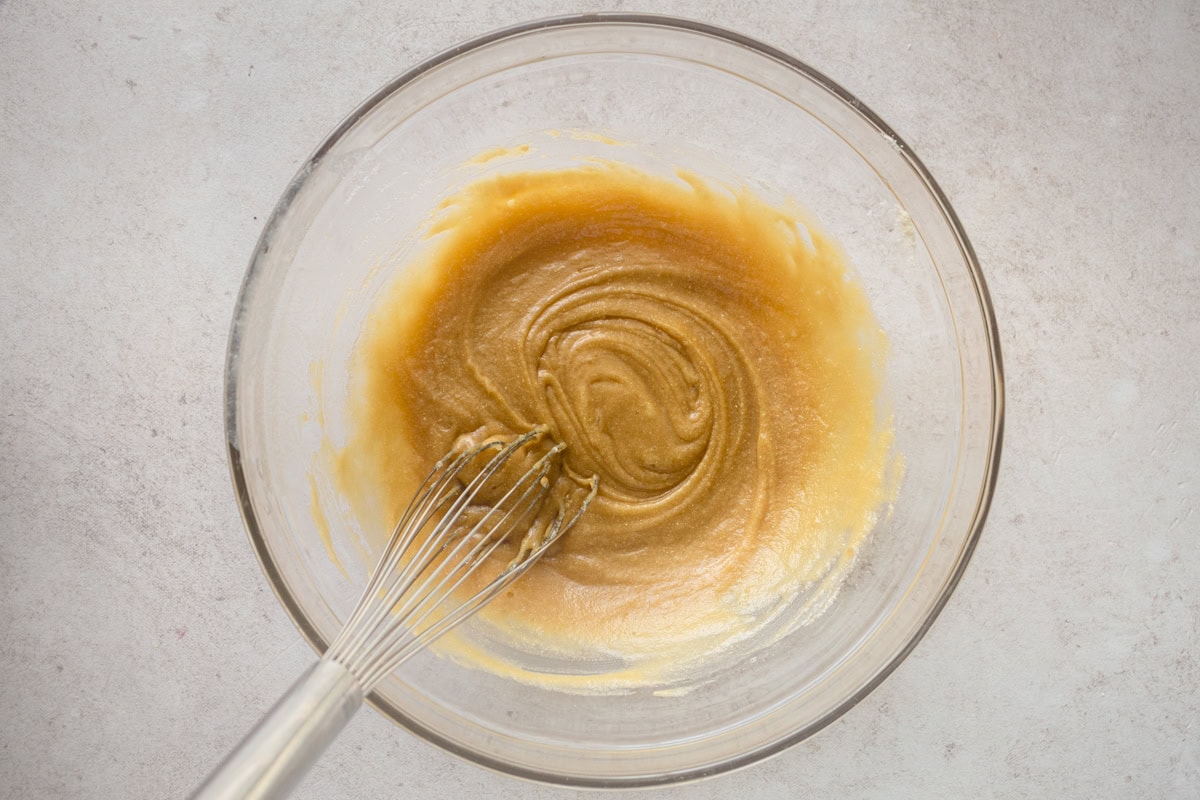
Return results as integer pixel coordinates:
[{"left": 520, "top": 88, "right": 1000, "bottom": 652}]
[{"left": 326, "top": 428, "right": 590, "bottom": 691}]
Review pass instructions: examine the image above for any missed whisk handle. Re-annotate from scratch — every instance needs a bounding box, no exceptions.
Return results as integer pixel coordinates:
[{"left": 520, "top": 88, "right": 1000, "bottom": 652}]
[{"left": 190, "top": 658, "right": 363, "bottom": 800}]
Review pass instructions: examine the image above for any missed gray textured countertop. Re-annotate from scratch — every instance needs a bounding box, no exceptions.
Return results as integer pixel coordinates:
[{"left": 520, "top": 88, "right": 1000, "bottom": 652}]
[{"left": 2, "top": 2, "right": 1197, "bottom": 797}]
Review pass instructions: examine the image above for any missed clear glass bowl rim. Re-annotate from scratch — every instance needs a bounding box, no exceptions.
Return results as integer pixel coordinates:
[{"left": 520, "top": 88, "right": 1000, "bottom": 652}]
[{"left": 223, "top": 12, "right": 1005, "bottom": 787}]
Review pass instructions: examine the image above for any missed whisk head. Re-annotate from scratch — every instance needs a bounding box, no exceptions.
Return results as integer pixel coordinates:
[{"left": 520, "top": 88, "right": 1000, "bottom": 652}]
[{"left": 325, "top": 427, "right": 596, "bottom": 691}]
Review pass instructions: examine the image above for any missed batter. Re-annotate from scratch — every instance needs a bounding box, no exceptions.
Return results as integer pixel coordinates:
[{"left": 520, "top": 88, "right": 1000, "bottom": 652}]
[{"left": 336, "top": 160, "right": 894, "bottom": 690}]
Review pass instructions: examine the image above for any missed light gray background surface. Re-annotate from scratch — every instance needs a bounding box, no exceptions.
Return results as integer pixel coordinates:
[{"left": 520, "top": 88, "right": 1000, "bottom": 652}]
[{"left": 2, "top": 2, "right": 1197, "bottom": 797}]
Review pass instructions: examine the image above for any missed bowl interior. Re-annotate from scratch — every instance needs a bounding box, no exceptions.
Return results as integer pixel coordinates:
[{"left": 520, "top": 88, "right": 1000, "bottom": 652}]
[{"left": 228, "top": 15, "right": 1001, "bottom": 786}]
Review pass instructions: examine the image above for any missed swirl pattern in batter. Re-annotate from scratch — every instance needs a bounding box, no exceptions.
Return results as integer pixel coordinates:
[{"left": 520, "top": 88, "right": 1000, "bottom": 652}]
[{"left": 337, "top": 161, "right": 894, "bottom": 690}]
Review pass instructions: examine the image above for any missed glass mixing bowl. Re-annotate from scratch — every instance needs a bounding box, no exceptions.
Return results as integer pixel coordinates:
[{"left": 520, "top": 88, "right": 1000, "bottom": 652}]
[{"left": 225, "top": 14, "right": 1003, "bottom": 787}]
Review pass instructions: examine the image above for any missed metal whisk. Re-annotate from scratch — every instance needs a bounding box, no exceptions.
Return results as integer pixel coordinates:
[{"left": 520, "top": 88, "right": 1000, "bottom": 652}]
[{"left": 191, "top": 427, "right": 596, "bottom": 800}]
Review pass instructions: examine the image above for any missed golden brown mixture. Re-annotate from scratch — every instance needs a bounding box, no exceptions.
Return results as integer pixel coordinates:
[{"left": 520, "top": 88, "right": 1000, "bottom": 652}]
[{"left": 336, "top": 161, "right": 893, "bottom": 690}]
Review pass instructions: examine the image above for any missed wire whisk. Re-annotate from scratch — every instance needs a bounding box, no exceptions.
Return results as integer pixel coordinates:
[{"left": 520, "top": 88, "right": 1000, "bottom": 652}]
[{"left": 191, "top": 427, "right": 596, "bottom": 800}]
